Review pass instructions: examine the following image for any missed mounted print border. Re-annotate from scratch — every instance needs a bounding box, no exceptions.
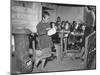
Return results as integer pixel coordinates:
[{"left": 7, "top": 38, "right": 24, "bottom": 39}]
[{"left": 11, "top": 0, "right": 96, "bottom": 74}]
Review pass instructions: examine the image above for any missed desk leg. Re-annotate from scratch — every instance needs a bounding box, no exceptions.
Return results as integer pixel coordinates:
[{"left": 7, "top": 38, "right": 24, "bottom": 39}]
[
  {"left": 60, "top": 37, "right": 63, "bottom": 62},
  {"left": 55, "top": 37, "right": 63, "bottom": 64},
  {"left": 65, "top": 37, "right": 68, "bottom": 52},
  {"left": 55, "top": 44, "right": 61, "bottom": 64},
  {"left": 64, "top": 38, "right": 67, "bottom": 54}
]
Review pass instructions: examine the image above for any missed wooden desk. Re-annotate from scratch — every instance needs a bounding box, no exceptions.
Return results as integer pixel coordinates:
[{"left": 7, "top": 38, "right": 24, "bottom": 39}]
[
  {"left": 57, "top": 30, "right": 70, "bottom": 61},
  {"left": 62, "top": 32, "right": 84, "bottom": 54},
  {"left": 70, "top": 32, "right": 84, "bottom": 36},
  {"left": 56, "top": 30, "right": 84, "bottom": 63}
]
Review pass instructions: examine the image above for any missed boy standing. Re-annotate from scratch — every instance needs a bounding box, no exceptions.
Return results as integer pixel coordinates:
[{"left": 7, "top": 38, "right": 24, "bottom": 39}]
[{"left": 34, "top": 11, "right": 53, "bottom": 71}]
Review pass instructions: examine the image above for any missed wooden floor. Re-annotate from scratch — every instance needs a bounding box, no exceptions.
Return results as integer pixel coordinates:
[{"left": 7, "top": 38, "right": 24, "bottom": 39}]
[
  {"left": 32, "top": 55, "right": 85, "bottom": 73},
  {"left": 11, "top": 52, "right": 86, "bottom": 74}
]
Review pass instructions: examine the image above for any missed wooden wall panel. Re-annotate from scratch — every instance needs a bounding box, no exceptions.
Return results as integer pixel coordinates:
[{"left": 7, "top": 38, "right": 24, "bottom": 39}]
[{"left": 11, "top": 1, "right": 42, "bottom": 33}]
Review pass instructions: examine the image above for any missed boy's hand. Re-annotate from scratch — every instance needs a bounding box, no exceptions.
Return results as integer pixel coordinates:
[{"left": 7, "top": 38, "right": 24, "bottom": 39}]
[
  {"left": 31, "top": 33, "right": 34, "bottom": 36},
  {"left": 46, "top": 28, "right": 51, "bottom": 30}
]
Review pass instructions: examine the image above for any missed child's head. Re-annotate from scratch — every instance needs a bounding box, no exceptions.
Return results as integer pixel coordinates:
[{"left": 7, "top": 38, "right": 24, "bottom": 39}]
[
  {"left": 42, "top": 11, "right": 50, "bottom": 23},
  {"left": 65, "top": 21, "right": 69, "bottom": 30},
  {"left": 50, "top": 22, "right": 55, "bottom": 28},
  {"left": 57, "top": 16, "right": 61, "bottom": 22},
  {"left": 82, "top": 25, "right": 86, "bottom": 31},
  {"left": 61, "top": 21, "right": 65, "bottom": 27}
]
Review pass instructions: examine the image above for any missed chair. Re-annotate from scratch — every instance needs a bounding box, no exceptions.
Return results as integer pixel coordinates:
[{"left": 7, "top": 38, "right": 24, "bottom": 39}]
[
  {"left": 84, "top": 31, "right": 96, "bottom": 68},
  {"left": 32, "top": 33, "right": 62, "bottom": 66}
]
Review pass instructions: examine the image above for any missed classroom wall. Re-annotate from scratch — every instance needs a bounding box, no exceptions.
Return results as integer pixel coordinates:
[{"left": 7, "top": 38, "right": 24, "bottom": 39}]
[
  {"left": 43, "top": 4, "right": 84, "bottom": 23},
  {"left": 11, "top": 1, "right": 42, "bottom": 33},
  {"left": 11, "top": 1, "right": 84, "bottom": 33},
  {"left": 56, "top": 6, "right": 84, "bottom": 23}
]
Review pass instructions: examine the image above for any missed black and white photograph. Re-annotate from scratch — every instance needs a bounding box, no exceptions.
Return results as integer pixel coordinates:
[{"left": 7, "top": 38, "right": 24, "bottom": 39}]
[{"left": 11, "top": 0, "right": 96, "bottom": 74}]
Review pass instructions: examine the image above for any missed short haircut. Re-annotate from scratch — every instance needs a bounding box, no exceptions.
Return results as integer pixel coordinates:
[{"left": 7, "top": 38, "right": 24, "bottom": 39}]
[
  {"left": 42, "top": 11, "right": 50, "bottom": 18},
  {"left": 87, "top": 6, "right": 95, "bottom": 11},
  {"left": 57, "top": 16, "right": 61, "bottom": 19},
  {"left": 50, "top": 22, "right": 55, "bottom": 28},
  {"left": 87, "top": 6, "right": 92, "bottom": 10}
]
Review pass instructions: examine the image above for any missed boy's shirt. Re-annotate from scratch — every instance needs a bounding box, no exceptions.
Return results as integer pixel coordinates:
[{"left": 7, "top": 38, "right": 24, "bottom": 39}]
[{"left": 37, "top": 22, "right": 53, "bottom": 50}]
